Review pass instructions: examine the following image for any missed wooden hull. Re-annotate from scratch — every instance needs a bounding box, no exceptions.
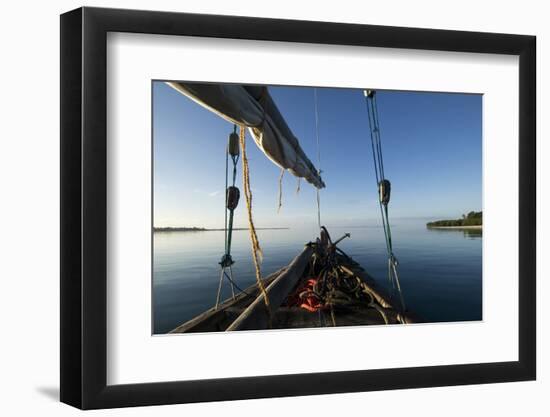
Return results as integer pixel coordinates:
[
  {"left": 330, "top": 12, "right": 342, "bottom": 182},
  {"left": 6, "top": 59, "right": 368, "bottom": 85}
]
[{"left": 170, "top": 245, "right": 418, "bottom": 334}]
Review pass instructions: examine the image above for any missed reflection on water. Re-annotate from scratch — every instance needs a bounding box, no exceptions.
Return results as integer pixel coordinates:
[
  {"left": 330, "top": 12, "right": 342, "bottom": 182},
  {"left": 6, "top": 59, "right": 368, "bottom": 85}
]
[
  {"left": 426, "top": 227, "right": 483, "bottom": 239},
  {"left": 153, "top": 220, "right": 482, "bottom": 333}
]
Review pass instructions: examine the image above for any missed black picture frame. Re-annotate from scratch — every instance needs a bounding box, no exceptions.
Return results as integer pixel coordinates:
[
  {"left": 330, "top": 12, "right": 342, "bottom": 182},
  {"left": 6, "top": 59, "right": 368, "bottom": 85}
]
[{"left": 60, "top": 6, "right": 536, "bottom": 410}]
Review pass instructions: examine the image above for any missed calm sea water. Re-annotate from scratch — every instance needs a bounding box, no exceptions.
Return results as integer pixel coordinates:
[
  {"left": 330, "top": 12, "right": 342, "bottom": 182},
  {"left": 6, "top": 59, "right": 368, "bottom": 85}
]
[{"left": 153, "top": 220, "right": 482, "bottom": 334}]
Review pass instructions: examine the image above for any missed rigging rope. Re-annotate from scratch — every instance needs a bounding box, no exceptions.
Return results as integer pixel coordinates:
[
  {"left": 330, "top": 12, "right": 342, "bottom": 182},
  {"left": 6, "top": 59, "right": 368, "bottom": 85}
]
[
  {"left": 224, "top": 126, "right": 239, "bottom": 260},
  {"left": 314, "top": 88, "right": 322, "bottom": 229},
  {"left": 364, "top": 90, "right": 407, "bottom": 316},
  {"left": 224, "top": 129, "right": 229, "bottom": 255},
  {"left": 216, "top": 126, "right": 241, "bottom": 308},
  {"left": 277, "top": 168, "right": 284, "bottom": 213},
  {"left": 239, "top": 125, "right": 272, "bottom": 320},
  {"left": 220, "top": 268, "right": 253, "bottom": 298}
]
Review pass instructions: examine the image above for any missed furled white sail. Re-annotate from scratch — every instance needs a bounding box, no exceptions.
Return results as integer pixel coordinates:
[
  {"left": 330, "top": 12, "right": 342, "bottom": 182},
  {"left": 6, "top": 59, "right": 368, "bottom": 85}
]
[{"left": 166, "top": 82, "right": 325, "bottom": 189}]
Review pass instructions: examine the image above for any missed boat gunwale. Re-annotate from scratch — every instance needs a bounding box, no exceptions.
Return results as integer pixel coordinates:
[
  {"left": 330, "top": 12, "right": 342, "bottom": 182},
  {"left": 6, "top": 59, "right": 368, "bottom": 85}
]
[{"left": 169, "top": 267, "right": 286, "bottom": 333}]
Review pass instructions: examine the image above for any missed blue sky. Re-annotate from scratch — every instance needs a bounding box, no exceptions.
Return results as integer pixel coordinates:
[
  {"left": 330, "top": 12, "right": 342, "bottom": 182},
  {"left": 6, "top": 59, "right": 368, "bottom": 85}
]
[{"left": 153, "top": 82, "right": 481, "bottom": 229}]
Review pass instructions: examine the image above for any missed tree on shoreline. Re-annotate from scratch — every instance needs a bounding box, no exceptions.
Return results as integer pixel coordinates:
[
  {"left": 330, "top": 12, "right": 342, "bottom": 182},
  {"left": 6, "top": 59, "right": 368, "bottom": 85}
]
[{"left": 427, "top": 211, "right": 482, "bottom": 227}]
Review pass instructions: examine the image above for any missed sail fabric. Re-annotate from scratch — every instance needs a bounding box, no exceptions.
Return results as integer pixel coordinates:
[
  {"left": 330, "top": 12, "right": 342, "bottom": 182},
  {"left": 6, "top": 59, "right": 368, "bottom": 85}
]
[{"left": 166, "top": 82, "right": 325, "bottom": 189}]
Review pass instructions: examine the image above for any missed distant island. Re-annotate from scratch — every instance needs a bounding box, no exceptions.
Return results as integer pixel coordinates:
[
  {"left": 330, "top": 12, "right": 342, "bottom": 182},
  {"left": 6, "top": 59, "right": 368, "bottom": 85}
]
[
  {"left": 427, "top": 211, "right": 482, "bottom": 229},
  {"left": 154, "top": 226, "right": 290, "bottom": 232}
]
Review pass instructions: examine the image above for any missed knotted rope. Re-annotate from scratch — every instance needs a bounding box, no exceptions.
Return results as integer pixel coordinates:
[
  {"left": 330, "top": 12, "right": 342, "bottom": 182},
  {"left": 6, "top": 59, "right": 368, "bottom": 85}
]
[
  {"left": 277, "top": 168, "right": 284, "bottom": 213},
  {"left": 239, "top": 125, "right": 272, "bottom": 317}
]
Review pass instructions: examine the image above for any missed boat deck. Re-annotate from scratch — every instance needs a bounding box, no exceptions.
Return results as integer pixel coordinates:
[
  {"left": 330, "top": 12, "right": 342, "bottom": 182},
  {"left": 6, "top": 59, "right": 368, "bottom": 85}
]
[{"left": 170, "top": 246, "right": 417, "bottom": 333}]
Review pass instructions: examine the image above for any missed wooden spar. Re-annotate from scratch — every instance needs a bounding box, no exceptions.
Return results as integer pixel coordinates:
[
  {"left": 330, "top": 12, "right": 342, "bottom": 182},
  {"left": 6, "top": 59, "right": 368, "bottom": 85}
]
[
  {"left": 169, "top": 268, "right": 285, "bottom": 333},
  {"left": 226, "top": 245, "right": 314, "bottom": 331}
]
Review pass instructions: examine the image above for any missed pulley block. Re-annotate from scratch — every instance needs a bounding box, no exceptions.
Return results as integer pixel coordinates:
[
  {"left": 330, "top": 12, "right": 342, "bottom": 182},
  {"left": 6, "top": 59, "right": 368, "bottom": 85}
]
[
  {"left": 226, "top": 186, "right": 240, "bottom": 210},
  {"left": 378, "top": 179, "right": 391, "bottom": 205}
]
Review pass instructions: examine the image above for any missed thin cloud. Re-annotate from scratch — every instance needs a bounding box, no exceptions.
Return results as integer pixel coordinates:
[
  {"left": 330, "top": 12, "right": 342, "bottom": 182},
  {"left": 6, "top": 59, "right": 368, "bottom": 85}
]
[{"left": 192, "top": 189, "right": 222, "bottom": 197}]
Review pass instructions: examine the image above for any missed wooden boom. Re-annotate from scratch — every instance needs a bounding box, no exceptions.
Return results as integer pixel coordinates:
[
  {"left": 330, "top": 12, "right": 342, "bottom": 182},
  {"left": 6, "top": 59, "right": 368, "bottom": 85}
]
[{"left": 226, "top": 245, "right": 314, "bottom": 331}]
